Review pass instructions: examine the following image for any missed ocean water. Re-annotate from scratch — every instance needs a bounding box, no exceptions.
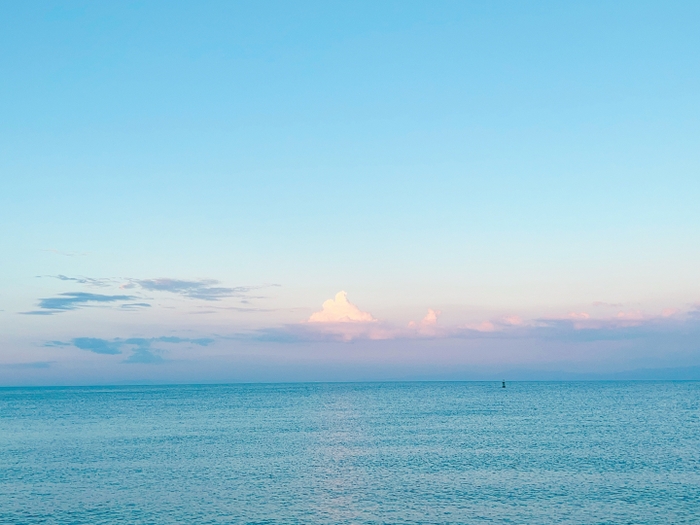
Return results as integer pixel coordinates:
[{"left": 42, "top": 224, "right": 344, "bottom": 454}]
[{"left": 0, "top": 382, "right": 698, "bottom": 524}]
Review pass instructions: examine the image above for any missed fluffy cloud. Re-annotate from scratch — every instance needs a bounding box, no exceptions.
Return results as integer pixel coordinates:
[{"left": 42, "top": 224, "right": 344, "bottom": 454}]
[
  {"left": 421, "top": 309, "right": 440, "bottom": 326},
  {"left": 308, "top": 291, "right": 376, "bottom": 323}
]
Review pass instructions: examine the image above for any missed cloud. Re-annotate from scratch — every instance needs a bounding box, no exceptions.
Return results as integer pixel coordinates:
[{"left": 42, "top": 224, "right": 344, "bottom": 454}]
[
  {"left": 421, "top": 309, "right": 440, "bottom": 326},
  {"left": 123, "top": 278, "right": 257, "bottom": 301},
  {"left": 33, "top": 274, "right": 275, "bottom": 310},
  {"left": 73, "top": 337, "right": 123, "bottom": 355},
  {"left": 23, "top": 292, "right": 136, "bottom": 314},
  {"left": 308, "top": 291, "right": 376, "bottom": 323},
  {"left": 155, "top": 336, "right": 214, "bottom": 346},
  {"left": 408, "top": 309, "right": 442, "bottom": 336},
  {"left": 48, "top": 275, "right": 112, "bottom": 287},
  {"left": 121, "top": 303, "right": 151, "bottom": 309},
  {"left": 228, "top": 302, "right": 700, "bottom": 356},
  {"left": 43, "top": 340, "right": 71, "bottom": 347},
  {"left": 51, "top": 336, "right": 216, "bottom": 362},
  {"left": 408, "top": 308, "right": 442, "bottom": 327},
  {"left": 124, "top": 348, "right": 165, "bottom": 364},
  {"left": 42, "top": 248, "right": 89, "bottom": 257},
  {"left": 2, "top": 361, "right": 53, "bottom": 369}
]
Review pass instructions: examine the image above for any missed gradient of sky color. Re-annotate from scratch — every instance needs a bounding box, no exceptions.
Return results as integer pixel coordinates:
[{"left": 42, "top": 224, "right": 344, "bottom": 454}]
[{"left": 1, "top": 1, "right": 700, "bottom": 384}]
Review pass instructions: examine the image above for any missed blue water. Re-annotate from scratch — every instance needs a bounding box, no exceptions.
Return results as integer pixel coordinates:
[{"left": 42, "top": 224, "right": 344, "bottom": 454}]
[{"left": 1, "top": 382, "right": 698, "bottom": 524}]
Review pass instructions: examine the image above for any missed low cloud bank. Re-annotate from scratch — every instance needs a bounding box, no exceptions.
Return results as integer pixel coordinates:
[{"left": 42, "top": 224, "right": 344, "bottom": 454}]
[{"left": 241, "top": 295, "right": 700, "bottom": 347}]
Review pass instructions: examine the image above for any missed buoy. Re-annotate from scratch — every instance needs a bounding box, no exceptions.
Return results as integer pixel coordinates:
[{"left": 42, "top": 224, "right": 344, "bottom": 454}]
[{"left": 502, "top": 380, "right": 506, "bottom": 388}]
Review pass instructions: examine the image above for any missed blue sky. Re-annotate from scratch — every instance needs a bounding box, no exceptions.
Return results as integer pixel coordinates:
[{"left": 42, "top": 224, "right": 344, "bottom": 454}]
[{"left": 1, "top": 1, "right": 700, "bottom": 384}]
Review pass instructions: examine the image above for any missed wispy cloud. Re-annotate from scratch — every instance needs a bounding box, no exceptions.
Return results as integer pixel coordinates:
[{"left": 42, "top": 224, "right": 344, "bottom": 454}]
[
  {"left": 42, "top": 248, "right": 89, "bottom": 257},
  {"left": 47, "top": 275, "right": 113, "bottom": 287},
  {"left": 44, "top": 341, "right": 71, "bottom": 347},
  {"left": 22, "top": 292, "right": 136, "bottom": 315},
  {"left": 122, "top": 278, "right": 265, "bottom": 301},
  {"left": 121, "top": 302, "right": 151, "bottom": 310},
  {"left": 34, "top": 274, "right": 274, "bottom": 308}
]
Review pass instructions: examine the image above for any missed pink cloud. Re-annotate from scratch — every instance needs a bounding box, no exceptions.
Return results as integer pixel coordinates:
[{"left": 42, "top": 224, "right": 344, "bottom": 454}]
[
  {"left": 409, "top": 308, "right": 440, "bottom": 327},
  {"left": 408, "top": 309, "right": 442, "bottom": 336},
  {"left": 308, "top": 291, "right": 376, "bottom": 323},
  {"left": 422, "top": 308, "right": 440, "bottom": 326}
]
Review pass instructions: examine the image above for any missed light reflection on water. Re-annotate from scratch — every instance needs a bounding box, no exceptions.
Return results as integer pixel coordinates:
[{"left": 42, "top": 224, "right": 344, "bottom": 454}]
[{"left": 1, "top": 381, "right": 698, "bottom": 524}]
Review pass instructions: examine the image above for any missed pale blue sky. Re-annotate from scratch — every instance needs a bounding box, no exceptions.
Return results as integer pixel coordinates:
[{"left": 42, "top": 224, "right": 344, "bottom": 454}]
[{"left": 1, "top": 1, "right": 699, "bottom": 384}]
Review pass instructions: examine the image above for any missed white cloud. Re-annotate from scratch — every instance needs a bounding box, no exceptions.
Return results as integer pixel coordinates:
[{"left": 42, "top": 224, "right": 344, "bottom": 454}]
[{"left": 308, "top": 291, "right": 376, "bottom": 323}]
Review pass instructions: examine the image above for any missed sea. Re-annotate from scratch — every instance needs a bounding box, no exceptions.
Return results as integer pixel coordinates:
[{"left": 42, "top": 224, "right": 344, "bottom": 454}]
[{"left": 0, "top": 381, "right": 698, "bottom": 524}]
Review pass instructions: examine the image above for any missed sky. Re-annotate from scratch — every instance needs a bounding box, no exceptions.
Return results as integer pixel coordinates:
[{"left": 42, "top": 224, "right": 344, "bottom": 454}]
[{"left": 1, "top": 1, "right": 700, "bottom": 385}]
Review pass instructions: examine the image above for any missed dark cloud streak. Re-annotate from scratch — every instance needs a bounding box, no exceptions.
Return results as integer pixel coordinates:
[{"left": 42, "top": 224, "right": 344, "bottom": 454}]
[
  {"left": 46, "top": 336, "right": 216, "bottom": 363},
  {"left": 121, "top": 303, "right": 151, "bottom": 309},
  {"left": 127, "top": 278, "right": 254, "bottom": 301},
  {"left": 73, "top": 338, "right": 123, "bottom": 355},
  {"left": 24, "top": 292, "right": 136, "bottom": 314}
]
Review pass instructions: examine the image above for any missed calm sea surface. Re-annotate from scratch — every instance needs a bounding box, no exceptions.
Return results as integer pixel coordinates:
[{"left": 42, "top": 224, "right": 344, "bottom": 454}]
[{"left": 1, "top": 382, "right": 698, "bottom": 524}]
